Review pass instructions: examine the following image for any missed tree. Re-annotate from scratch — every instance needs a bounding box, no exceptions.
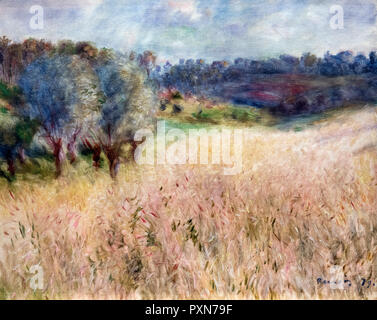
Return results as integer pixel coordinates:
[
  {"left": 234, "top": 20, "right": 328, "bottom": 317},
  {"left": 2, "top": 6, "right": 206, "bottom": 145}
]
[
  {"left": 369, "top": 52, "right": 377, "bottom": 73},
  {"left": 22, "top": 38, "right": 53, "bottom": 66},
  {"left": 0, "top": 36, "right": 11, "bottom": 83},
  {"left": 5, "top": 43, "right": 23, "bottom": 84},
  {"left": 18, "top": 54, "right": 100, "bottom": 176},
  {"left": 75, "top": 41, "right": 98, "bottom": 61},
  {"left": 352, "top": 54, "right": 368, "bottom": 74},
  {"left": 56, "top": 40, "right": 76, "bottom": 55},
  {"left": 0, "top": 37, "right": 53, "bottom": 85},
  {"left": 0, "top": 110, "right": 21, "bottom": 178},
  {"left": 0, "top": 108, "right": 39, "bottom": 179},
  {"left": 138, "top": 50, "right": 157, "bottom": 77},
  {"left": 94, "top": 57, "right": 157, "bottom": 178},
  {"left": 68, "top": 56, "right": 103, "bottom": 164}
]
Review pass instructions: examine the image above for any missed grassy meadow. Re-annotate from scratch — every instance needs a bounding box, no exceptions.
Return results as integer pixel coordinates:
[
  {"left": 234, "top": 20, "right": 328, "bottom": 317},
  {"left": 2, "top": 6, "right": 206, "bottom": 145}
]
[{"left": 0, "top": 101, "right": 377, "bottom": 299}]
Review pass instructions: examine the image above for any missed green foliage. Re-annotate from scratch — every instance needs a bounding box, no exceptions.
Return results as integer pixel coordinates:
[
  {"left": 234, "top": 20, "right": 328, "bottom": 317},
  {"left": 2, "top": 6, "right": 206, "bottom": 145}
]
[
  {"left": 171, "top": 91, "right": 183, "bottom": 100},
  {"left": 184, "top": 218, "right": 200, "bottom": 248},
  {"left": 0, "top": 81, "right": 22, "bottom": 104},
  {"left": 15, "top": 119, "right": 39, "bottom": 145},
  {"left": 146, "top": 228, "right": 158, "bottom": 247},
  {"left": 164, "top": 119, "right": 214, "bottom": 133},
  {"left": 0, "top": 111, "right": 18, "bottom": 145},
  {"left": 0, "top": 286, "right": 7, "bottom": 300},
  {"left": 16, "top": 156, "right": 56, "bottom": 180},
  {"left": 56, "top": 40, "right": 76, "bottom": 55},
  {"left": 80, "top": 149, "right": 105, "bottom": 168},
  {"left": 192, "top": 109, "right": 222, "bottom": 123},
  {"left": 229, "top": 107, "right": 261, "bottom": 122},
  {"left": 0, "top": 107, "right": 8, "bottom": 114},
  {"left": 192, "top": 106, "right": 261, "bottom": 124},
  {"left": 0, "top": 111, "right": 39, "bottom": 147}
]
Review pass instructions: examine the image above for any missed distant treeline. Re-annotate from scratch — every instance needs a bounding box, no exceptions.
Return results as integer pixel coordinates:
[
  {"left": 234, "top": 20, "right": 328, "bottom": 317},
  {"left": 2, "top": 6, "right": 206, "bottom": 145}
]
[
  {"left": 153, "top": 51, "right": 377, "bottom": 89},
  {"left": 151, "top": 51, "right": 377, "bottom": 114}
]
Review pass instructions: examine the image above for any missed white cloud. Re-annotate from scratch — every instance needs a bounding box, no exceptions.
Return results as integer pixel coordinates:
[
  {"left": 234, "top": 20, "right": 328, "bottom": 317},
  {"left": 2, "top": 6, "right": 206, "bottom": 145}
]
[
  {"left": 167, "top": 0, "right": 202, "bottom": 21},
  {"left": 0, "top": 0, "right": 376, "bottom": 62}
]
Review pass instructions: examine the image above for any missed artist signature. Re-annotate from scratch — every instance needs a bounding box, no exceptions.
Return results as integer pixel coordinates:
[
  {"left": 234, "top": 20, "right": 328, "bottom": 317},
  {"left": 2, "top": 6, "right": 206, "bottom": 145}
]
[{"left": 317, "top": 278, "right": 377, "bottom": 288}]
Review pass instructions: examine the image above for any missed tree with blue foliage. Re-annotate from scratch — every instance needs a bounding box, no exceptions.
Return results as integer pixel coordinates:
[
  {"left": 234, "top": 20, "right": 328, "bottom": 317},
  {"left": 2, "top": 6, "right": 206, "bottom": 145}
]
[
  {"left": 94, "top": 56, "right": 157, "bottom": 178},
  {"left": 352, "top": 53, "right": 368, "bottom": 74},
  {"left": 368, "top": 52, "right": 377, "bottom": 73},
  {"left": 18, "top": 54, "right": 101, "bottom": 177}
]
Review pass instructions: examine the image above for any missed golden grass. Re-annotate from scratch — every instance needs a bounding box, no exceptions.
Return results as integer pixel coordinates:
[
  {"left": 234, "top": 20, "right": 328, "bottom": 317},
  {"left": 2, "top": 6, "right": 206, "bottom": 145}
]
[{"left": 0, "top": 106, "right": 377, "bottom": 299}]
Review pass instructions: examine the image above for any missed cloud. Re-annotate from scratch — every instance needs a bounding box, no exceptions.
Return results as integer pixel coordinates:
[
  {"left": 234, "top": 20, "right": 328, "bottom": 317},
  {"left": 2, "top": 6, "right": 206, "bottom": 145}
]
[
  {"left": 0, "top": 0, "right": 376, "bottom": 62},
  {"left": 167, "top": 0, "right": 202, "bottom": 21},
  {"left": 245, "top": 1, "right": 377, "bottom": 58},
  {"left": 0, "top": 0, "right": 105, "bottom": 42},
  {"left": 0, "top": 0, "right": 103, "bottom": 9}
]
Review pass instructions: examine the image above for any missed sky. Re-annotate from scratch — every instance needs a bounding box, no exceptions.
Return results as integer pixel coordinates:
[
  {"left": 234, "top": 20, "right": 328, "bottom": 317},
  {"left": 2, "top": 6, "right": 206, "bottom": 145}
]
[{"left": 0, "top": 0, "right": 376, "bottom": 63}]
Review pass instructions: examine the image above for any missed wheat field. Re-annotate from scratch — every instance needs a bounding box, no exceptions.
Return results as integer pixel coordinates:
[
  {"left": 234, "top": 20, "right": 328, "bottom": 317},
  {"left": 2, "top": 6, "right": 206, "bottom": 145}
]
[{"left": 0, "top": 105, "right": 377, "bottom": 299}]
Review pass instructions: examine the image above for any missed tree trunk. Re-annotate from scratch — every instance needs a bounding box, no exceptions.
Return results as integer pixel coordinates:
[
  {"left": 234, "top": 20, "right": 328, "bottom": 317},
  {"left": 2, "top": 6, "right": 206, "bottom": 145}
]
[
  {"left": 52, "top": 139, "right": 63, "bottom": 177},
  {"left": 103, "top": 146, "right": 120, "bottom": 179},
  {"left": 109, "top": 156, "right": 120, "bottom": 179},
  {"left": 67, "top": 137, "right": 76, "bottom": 164},
  {"left": 55, "top": 157, "right": 62, "bottom": 177},
  {"left": 92, "top": 143, "right": 101, "bottom": 169},
  {"left": 6, "top": 157, "right": 15, "bottom": 176},
  {"left": 68, "top": 150, "right": 76, "bottom": 164},
  {"left": 17, "top": 147, "right": 26, "bottom": 164},
  {"left": 67, "top": 130, "right": 80, "bottom": 164}
]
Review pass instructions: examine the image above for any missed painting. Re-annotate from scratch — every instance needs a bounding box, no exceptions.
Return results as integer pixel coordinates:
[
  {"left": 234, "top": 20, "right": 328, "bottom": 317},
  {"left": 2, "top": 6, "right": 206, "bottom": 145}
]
[{"left": 0, "top": 0, "right": 377, "bottom": 301}]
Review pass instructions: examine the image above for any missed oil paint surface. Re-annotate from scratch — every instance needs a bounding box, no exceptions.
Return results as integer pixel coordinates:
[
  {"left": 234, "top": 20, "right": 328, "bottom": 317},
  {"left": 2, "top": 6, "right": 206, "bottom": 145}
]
[{"left": 0, "top": 0, "right": 377, "bottom": 300}]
